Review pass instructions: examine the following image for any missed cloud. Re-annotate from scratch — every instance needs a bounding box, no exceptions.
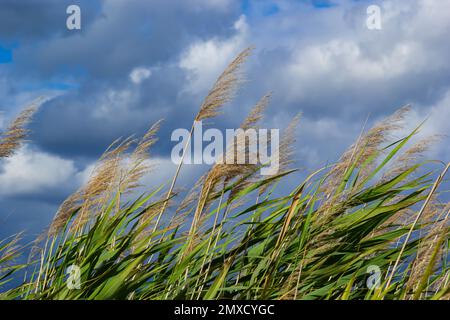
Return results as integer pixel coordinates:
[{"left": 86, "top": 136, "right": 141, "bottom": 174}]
[
  {"left": 402, "top": 89, "right": 450, "bottom": 159},
  {"left": 140, "top": 157, "right": 207, "bottom": 189},
  {"left": 179, "top": 15, "right": 249, "bottom": 94},
  {"left": 0, "top": 147, "right": 78, "bottom": 196},
  {"left": 129, "top": 67, "right": 152, "bottom": 84},
  {"left": 2, "top": 0, "right": 242, "bottom": 159},
  {"left": 0, "top": 0, "right": 102, "bottom": 41}
]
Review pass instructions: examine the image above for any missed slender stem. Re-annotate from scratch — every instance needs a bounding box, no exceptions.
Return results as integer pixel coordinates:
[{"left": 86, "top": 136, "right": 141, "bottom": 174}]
[
  {"left": 194, "top": 186, "right": 226, "bottom": 299},
  {"left": 152, "top": 124, "right": 194, "bottom": 234},
  {"left": 185, "top": 180, "right": 213, "bottom": 257},
  {"left": 200, "top": 202, "right": 232, "bottom": 294},
  {"left": 34, "top": 237, "right": 49, "bottom": 293},
  {"left": 235, "top": 192, "right": 261, "bottom": 286}
]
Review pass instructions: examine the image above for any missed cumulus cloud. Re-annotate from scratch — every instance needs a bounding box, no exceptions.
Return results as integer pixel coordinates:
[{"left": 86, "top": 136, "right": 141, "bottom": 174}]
[
  {"left": 0, "top": 147, "right": 78, "bottom": 196},
  {"left": 401, "top": 89, "right": 450, "bottom": 159},
  {"left": 140, "top": 157, "right": 207, "bottom": 189},
  {"left": 179, "top": 15, "right": 249, "bottom": 94},
  {"left": 92, "top": 87, "right": 138, "bottom": 119}
]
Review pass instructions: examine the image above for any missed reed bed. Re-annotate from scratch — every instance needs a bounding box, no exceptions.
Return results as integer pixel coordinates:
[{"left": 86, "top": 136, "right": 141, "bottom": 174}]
[{"left": 0, "top": 49, "right": 449, "bottom": 300}]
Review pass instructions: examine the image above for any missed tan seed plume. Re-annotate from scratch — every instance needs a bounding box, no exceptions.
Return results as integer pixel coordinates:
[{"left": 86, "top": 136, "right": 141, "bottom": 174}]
[
  {"left": 50, "top": 121, "right": 162, "bottom": 235},
  {"left": 0, "top": 97, "right": 45, "bottom": 158},
  {"left": 119, "top": 120, "right": 163, "bottom": 193},
  {"left": 195, "top": 47, "right": 253, "bottom": 121},
  {"left": 320, "top": 106, "right": 411, "bottom": 207},
  {"left": 185, "top": 93, "right": 269, "bottom": 253},
  {"left": 258, "top": 112, "right": 301, "bottom": 195},
  {"left": 154, "top": 47, "right": 254, "bottom": 232}
]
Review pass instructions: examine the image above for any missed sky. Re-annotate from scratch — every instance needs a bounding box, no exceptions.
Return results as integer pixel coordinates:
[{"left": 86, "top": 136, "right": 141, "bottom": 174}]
[{"left": 1, "top": 0, "right": 450, "bottom": 245}]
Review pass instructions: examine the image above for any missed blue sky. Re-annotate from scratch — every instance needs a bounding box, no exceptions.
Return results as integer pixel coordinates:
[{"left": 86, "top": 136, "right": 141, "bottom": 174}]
[{"left": 1, "top": 0, "right": 450, "bottom": 248}]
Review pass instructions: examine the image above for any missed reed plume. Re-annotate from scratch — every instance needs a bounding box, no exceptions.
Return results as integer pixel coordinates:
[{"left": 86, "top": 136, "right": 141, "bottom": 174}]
[
  {"left": 188, "top": 93, "right": 270, "bottom": 241},
  {"left": 323, "top": 106, "right": 411, "bottom": 198},
  {"left": 49, "top": 138, "right": 131, "bottom": 234},
  {"left": 385, "top": 161, "right": 450, "bottom": 293},
  {"left": 154, "top": 47, "right": 253, "bottom": 232},
  {"left": 189, "top": 96, "right": 270, "bottom": 296},
  {"left": 258, "top": 112, "right": 300, "bottom": 195},
  {"left": 316, "top": 107, "right": 411, "bottom": 226},
  {"left": 0, "top": 98, "right": 44, "bottom": 158},
  {"left": 406, "top": 201, "right": 450, "bottom": 296},
  {"left": 119, "top": 120, "right": 162, "bottom": 194},
  {"left": 50, "top": 121, "right": 162, "bottom": 235},
  {"left": 195, "top": 47, "right": 253, "bottom": 121}
]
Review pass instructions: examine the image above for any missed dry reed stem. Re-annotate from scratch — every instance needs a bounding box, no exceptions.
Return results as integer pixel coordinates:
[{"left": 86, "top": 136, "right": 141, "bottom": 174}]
[{"left": 384, "top": 161, "right": 450, "bottom": 293}]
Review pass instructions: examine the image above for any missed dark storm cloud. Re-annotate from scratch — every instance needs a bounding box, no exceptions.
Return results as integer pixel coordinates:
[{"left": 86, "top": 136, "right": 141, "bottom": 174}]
[
  {"left": 0, "top": 198, "right": 59, "bottom": 245},
  {"left": 11, "top": 0, "right": 239, "bottom": 79},
  {"left": 4, "top": 0, "right": 242, "bottom": 158},
  {"left": 0, "top": 0, "right": 102, "bottom": 41}
]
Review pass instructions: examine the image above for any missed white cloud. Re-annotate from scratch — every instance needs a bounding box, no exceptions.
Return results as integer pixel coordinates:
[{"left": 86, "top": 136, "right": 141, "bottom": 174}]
[
  {"left": 137, "top": 157, "right": 207, "bottom": 192},
  {"left": 0, "top": 147, "right": 78, "bottom": 196},
  {"left": 129, "top": 67, "right": 152, "bottom": 84},
  {"left": 279, "top": 38, "right": 429, "bottom": 104},
  {"left": 402, "top": 89, "right": 450, "bottom": 159},
  {"left": 92, "top": 87, "right": 138, "bottom": 119},
  {"left": 179, "top": 15, "right": 248, "bottom": 94}
]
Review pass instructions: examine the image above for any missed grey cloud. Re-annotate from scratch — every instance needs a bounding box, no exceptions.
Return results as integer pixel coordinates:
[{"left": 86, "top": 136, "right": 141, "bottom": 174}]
[{"left": 0, "top": 0, "right": 102, "bottom": 41}]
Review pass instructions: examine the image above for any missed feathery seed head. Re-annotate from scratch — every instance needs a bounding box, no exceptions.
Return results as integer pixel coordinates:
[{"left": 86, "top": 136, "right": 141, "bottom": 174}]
[{"left": 195, "top": 47, "right": 253, "bottom": 121}]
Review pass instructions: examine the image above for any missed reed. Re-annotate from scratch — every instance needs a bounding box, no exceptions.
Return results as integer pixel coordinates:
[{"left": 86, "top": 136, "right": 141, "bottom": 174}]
[{"left": 0, "top": 52, "right": 449, "bottom": 300}]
